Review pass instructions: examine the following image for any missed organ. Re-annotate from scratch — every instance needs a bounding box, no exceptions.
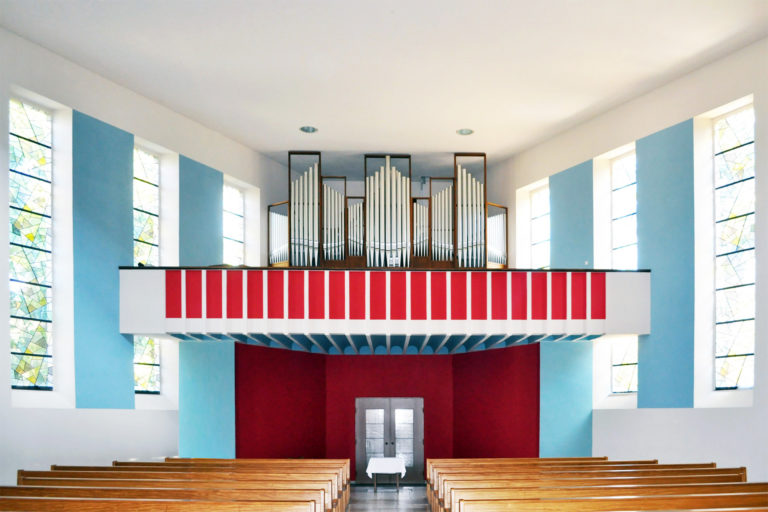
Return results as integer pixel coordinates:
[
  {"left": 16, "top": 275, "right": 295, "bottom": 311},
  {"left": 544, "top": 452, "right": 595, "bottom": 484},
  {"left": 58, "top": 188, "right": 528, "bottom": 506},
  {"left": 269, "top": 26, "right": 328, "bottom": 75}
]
[{"left": 269, "top": 151, "right": 500, "bottom": 269}]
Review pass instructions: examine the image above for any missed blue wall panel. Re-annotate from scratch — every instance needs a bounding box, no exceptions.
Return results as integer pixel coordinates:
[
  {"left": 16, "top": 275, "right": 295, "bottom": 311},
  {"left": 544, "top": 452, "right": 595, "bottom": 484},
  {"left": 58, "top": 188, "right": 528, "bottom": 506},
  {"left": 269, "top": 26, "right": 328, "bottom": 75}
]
[
  {"left": 72, "top": 111, "right": 135, "bottom": 409},
  {"left": 541, "top": 160, "right": 593, "bottom": 456},
  {"left": 177, "top": 156, "right": 235, "bottom": 457},
  {"left": 636, "top": 120, "right": 695, "bottom": 408}
]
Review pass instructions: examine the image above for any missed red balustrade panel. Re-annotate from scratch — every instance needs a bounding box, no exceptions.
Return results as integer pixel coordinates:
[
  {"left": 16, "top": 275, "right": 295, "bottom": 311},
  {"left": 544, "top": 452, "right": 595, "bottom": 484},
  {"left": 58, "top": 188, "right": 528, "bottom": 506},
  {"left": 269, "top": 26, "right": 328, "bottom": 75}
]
[
  {"left": 531, "top": 272, "right": 547, "bottom": 320},
  {"left": 206, "top": 270, "right": 223, "bottom": 319},
  {"left": 247, "top": 270, "right": 263, "bottom": 319},
  {"left": 491, "top": 272, "right": 507, "bottom": 320},
  {"left": 329, "top": 271, "right": 345, "bottom": 319},
  {"left": 511, "top": 272, "right": 527, "bottom": 320},
  {"left": 571, "top": 272, "right": 587, "bottom": 320},
  {"left": 410, "top": 272, "right": 427, "bottom": 320},
  {"left": 370, "top": 272, "right": 386, "bottom": 320},
  {"left": 471, "top": 272, "right": 487, "bottom": 320},
  {"left": 349, "top": 271, "right": 366, "bottom": 320},
  {"left": 165, "top": 270, "right": 182, "bottom": 318},
  {"left": 268, "top": 270, "right": 284, "bottom": 319},
  {"left": 390, "top": 272, "right": 406, "bottom": 320},
  {"left": 226, "top": 270, "right": 243, "bottom": 319},
  {"left": 308, "top": 271, "right": 325, "bottom": 319},
  {"left": 186, "top": 270, "right": 202, "bottom": 319},
  {"left": 431, "top": 272, "right": 447, "bottom": 320},
  {"left": 551, "top": 272, "right": 567, "bottom": 320},
  {"left": 288, "top": 271, "right": 304, "bottom": 319},
  {"left": 591, "top": 272, "right": 606, "bottom": 319},
  {"left": 451, "top": 272, "right": 467, "bottom": 320}
]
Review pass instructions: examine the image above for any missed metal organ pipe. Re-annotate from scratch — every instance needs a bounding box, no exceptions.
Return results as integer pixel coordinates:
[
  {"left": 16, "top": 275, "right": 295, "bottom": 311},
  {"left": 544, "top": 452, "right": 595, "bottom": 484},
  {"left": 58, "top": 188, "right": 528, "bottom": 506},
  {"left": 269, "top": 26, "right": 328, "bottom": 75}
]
[
  {"left": 456, "top": 164, "right": 485, "bottom": 267},
  {"left": 289, "top": 163, "right": 319, "bottom": 266},
  {"left": 269, "top": 211, "right": 288, "bottom": 264},
  {"left": 322, "top": 183, "right": 345, "bottom": 261},
  {"left": 365, "top": 156, "right": 411, "bottom": 267}
]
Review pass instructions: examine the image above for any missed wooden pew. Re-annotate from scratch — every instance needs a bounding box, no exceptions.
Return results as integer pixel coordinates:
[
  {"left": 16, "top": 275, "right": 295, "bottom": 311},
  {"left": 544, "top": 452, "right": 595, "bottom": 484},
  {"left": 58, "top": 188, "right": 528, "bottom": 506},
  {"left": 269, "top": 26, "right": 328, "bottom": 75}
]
[
  {"left": 439, "top": 475, "right": 753, "bottom": 511},
  {"left": 161, "top": 458, "right": 350, "bottom": 484},
  {"left": 0, "top": 498, "right": 315, "bottom": 511},
  {"left": 16, "top": 479, "right": 335, "bottom": 512},
  {"left": 19, "top": 470, "right": 342, "bottom": 510},
  {"left": 458, "top": 493, "right": 768, "bottom": 511},
  {"left": 450, "top": 484, "right": 768, "bottom": 512},
  {"left": 49, "top": 463, "right": 347, "bottom": 510},
  {"left": 0, "top": 486, "right": 327, "bottom": 512},
  {"left": 432, "top": 466, "right": 748, "bottom": 507}
]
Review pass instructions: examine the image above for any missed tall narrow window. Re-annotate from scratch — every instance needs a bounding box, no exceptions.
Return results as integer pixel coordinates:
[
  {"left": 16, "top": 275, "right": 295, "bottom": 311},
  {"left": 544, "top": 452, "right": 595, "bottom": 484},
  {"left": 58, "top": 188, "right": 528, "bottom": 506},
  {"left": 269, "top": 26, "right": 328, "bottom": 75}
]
[
  {"left": 713, "top": 106, "right": 755, "bottom": 390},
  {"left": 223, "top": 184, "right": 245, "bottom": 265},
  {"left": 9, "top": 99, "right": 54, "bottom": 389},
  {"left": 610, "top": 151, "right": 638, "bottom": 393},
  {"left": 529, "top": 184, "right": 550, "bottom": 269},
  {"left": 133, "top": 147, "right": 160, "bottom": 393}
]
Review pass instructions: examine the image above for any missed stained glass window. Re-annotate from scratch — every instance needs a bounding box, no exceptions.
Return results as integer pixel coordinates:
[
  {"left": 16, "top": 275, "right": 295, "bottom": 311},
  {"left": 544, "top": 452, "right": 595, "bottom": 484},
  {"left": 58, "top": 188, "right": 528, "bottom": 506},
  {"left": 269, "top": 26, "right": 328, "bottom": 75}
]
[
  {"left": 9, "top": 99, "right": 54, "bottom": 389},
  {"left": 713, "top": 106, "right": 755, "bottom": 390},
  {"left": 529, "top": 185, "right": 549, "bottom": 269},
  {"left": 223, "top": 184, "right": 245, "bottom": 265},
  {"left": 133, "top": 147, "right": 161, "bottom": 393},
  {"left": 609, "top": 151, "right": 638, "bottom": 393}
]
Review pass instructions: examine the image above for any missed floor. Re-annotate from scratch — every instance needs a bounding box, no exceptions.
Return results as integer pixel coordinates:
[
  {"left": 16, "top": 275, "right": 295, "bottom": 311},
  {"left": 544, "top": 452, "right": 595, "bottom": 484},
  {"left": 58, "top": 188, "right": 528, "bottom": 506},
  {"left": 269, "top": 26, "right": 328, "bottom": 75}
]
[{"left": 348, "top": 485, "right": 428, "bottom": 511}]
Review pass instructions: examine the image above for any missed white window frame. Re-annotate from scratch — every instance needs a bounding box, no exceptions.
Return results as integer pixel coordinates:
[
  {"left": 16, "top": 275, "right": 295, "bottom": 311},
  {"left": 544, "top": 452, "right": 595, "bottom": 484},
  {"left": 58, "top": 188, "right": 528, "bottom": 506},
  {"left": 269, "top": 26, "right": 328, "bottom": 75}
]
[
  {"left": 593, "top": 143, "right": 638, "bottom": 409},
  {"left": 133, "top": 138, "right": 179, "bottom": 411},
  {"left": 7, "top": 89, "right": 75, "bottom": 409},
  {"left": 693, "top": 96, "right": 754, "bottom": 408},
  {"left": 515, "top": 178, "right": 549, "bottom": 269}
]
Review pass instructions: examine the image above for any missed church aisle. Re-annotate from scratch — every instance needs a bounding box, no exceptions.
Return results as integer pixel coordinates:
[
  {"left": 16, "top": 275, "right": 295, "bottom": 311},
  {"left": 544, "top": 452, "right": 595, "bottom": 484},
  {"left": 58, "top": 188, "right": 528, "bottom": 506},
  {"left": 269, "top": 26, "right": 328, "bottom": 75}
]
[{"left": 348, "top": 485, "right": 428, "bottom": 511}]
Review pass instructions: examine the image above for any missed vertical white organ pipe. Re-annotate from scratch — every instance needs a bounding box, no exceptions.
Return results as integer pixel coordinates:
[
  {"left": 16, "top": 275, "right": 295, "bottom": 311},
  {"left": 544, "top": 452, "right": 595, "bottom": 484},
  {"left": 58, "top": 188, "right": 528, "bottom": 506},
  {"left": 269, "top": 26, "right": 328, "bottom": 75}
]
[
  {"left": 365, "top": 156, "right": 411, "bottom": 267},
  {"left": 289, "top": 163, "right": 319, "bottom": 266}
]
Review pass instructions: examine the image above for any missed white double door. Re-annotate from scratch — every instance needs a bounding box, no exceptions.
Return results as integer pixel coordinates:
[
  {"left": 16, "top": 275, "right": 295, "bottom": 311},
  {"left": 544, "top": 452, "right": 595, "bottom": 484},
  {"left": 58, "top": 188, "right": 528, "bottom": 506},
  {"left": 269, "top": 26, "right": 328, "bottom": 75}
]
[{"left": 355, "top": 397, "right": 424, "bottom": 484}]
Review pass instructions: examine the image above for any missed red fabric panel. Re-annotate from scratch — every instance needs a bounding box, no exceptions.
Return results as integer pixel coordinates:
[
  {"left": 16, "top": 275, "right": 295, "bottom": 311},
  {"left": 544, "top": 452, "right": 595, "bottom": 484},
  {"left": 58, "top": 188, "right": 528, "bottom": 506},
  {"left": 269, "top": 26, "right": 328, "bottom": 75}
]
[
  {"left": 471, "top": 272, "right": 487, "bottom": 320},
  {"left": 591, "top": 272, "right": 606, "bottom": 319},
  {"left": 165, "top": 270, "right": 182, "bottom": 318},
  {"left": 511, "top": 272, "right": 527, "bottom": 320},
  {"left": 246, "top": 270, "right": 263, "bottom": 319},
  {"left": 267, "top": 270, "right": 284, "bottom": 319},
  {"left": 235, "top": 344, "right": 542, "bottom": 476},
  {"left": 431, "top": 272, "right": 447, "bottom": 320},
  {"left": 531, "top": 272, "right": 547, "bottom": 320},
  {"left": 369, "top": 272, "right": 386, "bottom": 320},
  {"left": 451, "top": 272, "right": 467, "bottom": 320},
  {"left": 226, "top": 270, "right": 243, "bottom": 319},
  {"left": 308, "top": 271, "right": 325, "bottom": 319},
  {"left": 185, "top": 270, "right": 202, "bottom": 318},
  {"left": 236, "top": 345, "right": 326, "bottom": 458},
  {"left": 328, "top": 271, "right": 345, "bottom": 319},
  {"left": 550, "top": 272, "right": 567, "bottom": 320},
  {"left": 410, "top": 272, "right": 427, "bottom": 320},
  {"left": 390, "top": 272, "right": 406, "bottom": 320},
  {"left": 349, "top": 271, "right": 366, "bottom": 320},
  {"left": 453, "top": 345, "right": 540, "bottom": 457},
  {"left": 288, "top": 271, "right": 304, "bottom": 319},
  {"left": 325, "top": 355, "right": 455, "bottom": 479},
  {"left": 206, "top": 270, "right": 223, "bottom": 318},
  {"left": 571, "top": 272, "right": 587, "bottom": 320},
  {"left": 491, "top": 272, "right": 507, "bottom": 320}
]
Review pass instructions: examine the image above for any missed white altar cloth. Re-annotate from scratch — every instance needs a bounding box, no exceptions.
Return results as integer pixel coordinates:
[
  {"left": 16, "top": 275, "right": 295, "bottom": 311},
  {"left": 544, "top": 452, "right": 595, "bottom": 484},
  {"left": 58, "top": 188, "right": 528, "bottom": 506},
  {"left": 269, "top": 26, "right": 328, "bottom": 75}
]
[{"left": 366, "top": 457, "right": 406, "bottom": 478}]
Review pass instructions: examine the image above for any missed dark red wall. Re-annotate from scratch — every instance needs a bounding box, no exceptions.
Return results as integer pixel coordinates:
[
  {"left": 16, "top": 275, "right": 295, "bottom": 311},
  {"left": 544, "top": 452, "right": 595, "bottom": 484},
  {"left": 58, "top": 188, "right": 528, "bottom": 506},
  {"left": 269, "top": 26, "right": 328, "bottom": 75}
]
[
  {"left": 236, "top": 344, "right": 326, "bottom": 458},
  {"left": 325, "top": 355, "right": 455, "bottom": 477},
  {"left": 235, "top": 344, "right": 540, "bottom": 475},
  {"left": 452, "top": 345, "right": 540, "bottom": 457}
]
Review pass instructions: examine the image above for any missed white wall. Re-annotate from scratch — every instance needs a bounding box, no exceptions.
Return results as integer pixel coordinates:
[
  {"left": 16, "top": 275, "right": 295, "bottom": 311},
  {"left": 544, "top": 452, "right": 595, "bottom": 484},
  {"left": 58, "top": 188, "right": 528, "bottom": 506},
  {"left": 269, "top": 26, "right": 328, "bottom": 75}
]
[
  {"left": 489, "top": 38, "right": 768, "bottom": 480},
  {"left": 0, "top": 28, "right": 284, "bottom": 484}
]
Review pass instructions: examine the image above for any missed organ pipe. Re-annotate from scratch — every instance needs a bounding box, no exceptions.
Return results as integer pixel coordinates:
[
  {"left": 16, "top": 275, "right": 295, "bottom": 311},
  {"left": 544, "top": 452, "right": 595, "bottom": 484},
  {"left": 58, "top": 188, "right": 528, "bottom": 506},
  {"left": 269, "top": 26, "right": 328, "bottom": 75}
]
[
  {"left": 365, "top": 156, "right": 411, "bottom": 267},
  {"left": 456, "top": 164, "right": 485, "bottom": 267},
  {"left": 290, "top": 162, "right": 319, "bottom": 266}
]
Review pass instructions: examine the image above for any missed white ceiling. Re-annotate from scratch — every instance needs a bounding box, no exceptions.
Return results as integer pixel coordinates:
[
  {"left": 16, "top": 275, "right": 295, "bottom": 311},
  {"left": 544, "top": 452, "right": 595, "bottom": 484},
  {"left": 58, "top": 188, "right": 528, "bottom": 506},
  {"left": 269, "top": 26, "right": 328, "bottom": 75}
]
[{"left": 1, "top": 0, "right": 767, "bottom": 173}]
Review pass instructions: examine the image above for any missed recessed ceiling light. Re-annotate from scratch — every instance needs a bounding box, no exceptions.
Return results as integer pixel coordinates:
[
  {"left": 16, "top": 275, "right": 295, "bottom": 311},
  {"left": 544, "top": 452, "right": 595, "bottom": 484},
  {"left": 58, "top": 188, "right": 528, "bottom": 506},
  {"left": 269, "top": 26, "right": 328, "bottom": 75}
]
[
  {"left": 456, "top": 128, "right": 474, "bottom": 135},
  {"left": 299, "top": 126, "right": 318, "bottom": 133}
]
